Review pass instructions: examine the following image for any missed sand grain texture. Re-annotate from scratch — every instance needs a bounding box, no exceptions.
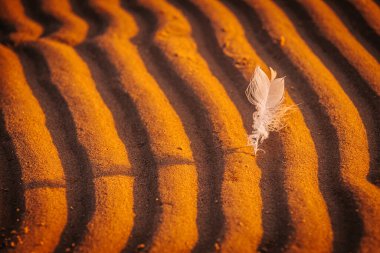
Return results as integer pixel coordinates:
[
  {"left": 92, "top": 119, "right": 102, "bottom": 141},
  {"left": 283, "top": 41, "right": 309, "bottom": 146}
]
[
  {"left": 183, "top": 1, "right": 332, "bottom": 252},
  {"left": 0, "top": 0, "right": 379, "bottom": 252}
]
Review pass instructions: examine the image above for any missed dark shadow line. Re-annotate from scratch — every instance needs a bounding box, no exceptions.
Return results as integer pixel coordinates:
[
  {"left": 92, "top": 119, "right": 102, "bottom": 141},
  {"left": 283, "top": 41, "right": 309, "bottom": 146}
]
[
  {"left": 275, "top": 0, "right": 380, "bottom": 187},
  {"left": 16, "top": 46, "right": 95, "bottom": 253},
  {"left": 77, "top": 42, "right": 160, "bottom": 253},
  {"left": 223, "top": 146, "right": 256, "bottom": 156},
  {"left": 84, "top": 164, "right": 135, "bottom": 179},
  {"left": 0, "top": 20, "right": 16, "bottom": 44},
  {"left": 170, "top": 0, "right": 250, "bottom": 131},
  {"left": 69, "top": 0, "right": 106, "bottom": 39},
  {"left": 0, "top": 112, "right": 25, "bottom": 250},
  {"left": 71, "top": 1, "right": 161, "bottom": 247},
  {"left": 224, "top": 0, "right": 364, "bottom": 252},
  {"left": 156, "top": 157, "right": 195, "bottom": 166},
  {"left": 20, "top": 0, "right": 61, "bottom": 37},
  {"left": 72, "top": 1, "right": 161, "bottom": 250},
  {"left": 172, "top": 1, "right": 291, "bottom": 252},
  {"left": 324, "top": 0, "right": 380, "bottom": 60},
  {"left": 0, "top": 1, "right": 30, "bottom": 45},
  {"left": 124, "top": 2, "right": 226, "bottom": 252},
  {"left": 94, "top": 157, "right": 196, "bottom": 179}
]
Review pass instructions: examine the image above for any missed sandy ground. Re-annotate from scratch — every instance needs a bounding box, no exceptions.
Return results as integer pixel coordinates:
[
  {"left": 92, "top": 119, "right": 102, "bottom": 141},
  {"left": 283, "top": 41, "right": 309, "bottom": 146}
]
[{"left": 0, "top": 0, "right": 379, "bottom": 252}]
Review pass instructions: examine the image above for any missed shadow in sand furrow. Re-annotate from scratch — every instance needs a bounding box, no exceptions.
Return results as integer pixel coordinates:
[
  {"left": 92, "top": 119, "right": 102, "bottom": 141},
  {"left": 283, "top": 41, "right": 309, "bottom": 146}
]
[
  {"left": 23, "top": 39, "right": 137, "bottom": 252},
  {"left": 290, "top": 0, "right": 380, "bottom": 99},
  {"left": 324, "top": 0, "right": 380, "bottom": 60},
  {"left": 77, "top": 43, "right": 159, "bottom": 253},
  {"left": 274, "top": 0, "right": 380, "bottom": 187},
  {"left": 69, "top": 0, "right": 106, "bottom": 39},
  {"left": 72, "top": 1, "right": 161, "bottom": 250},
  {"left": 0, "top": 23, "right": 13, "bottom": 43},
  {"left": 0, "top": 114, "right": 24, "bottom": 249},
  {"left": 0, "top": 0, "right": 43, "bottom": 45},
  {"left": 172, "top": 1, "right": 291, "bottom": 252},
  {"left": 20, "top": 0, "right": 60, "bottom": 37},
  {"left": 16, "top": 46, "right": 95, "bottom": 253},
  {"left": 224, "top": 0, "right": 363, "bottom": 252},
  {"left": 170, "top": 0, "right": 251, "bottom": 132},
  {"left": 17, "top": 0, "right": 88, "bottom": 46},
  {"left": 0, "top": 45, "right": 69, "bottom": 252},
  {"left": 125, "top": 3, "right": 225, "bottom": 252}
]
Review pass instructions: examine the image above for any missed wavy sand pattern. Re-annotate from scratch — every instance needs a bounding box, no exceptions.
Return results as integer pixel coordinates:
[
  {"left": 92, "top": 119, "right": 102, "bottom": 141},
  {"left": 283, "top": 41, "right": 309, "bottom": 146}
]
[{"left": 0, "top": 0, "right": 379, "bottom": 252}]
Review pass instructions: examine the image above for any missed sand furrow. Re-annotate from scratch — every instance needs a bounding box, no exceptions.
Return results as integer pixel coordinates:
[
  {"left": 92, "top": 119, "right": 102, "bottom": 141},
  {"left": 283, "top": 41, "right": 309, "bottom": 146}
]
[
  {"left": 22, "top": 39, "right": 134, "bottom": 253},
  {"left": 0, "top": 0, "right": 378, "bottom": 252},
  {"left": 349, "top": 0, "right": 380, "bottom": 36},
  {"left": 0, "top": 123, "right": 24, "bottom": 250},
  {"left": 219, "top": 1, "right": 370, "bottom": 251},
  {"left": 68, "top": 0, "right": 103, "bottom": 39},
  {"left": 77, "top": 46, "right": 159, "bottom": 253},
  {"left": 0, "top": 0, "right": 42, "bottom": 44},
  {"left": 0, "top": 45, "right": 67, "bottom": 252},
  {"left": 240, "top": 0, "right": 380, "bottom": 252},
  {"left": 185, "top": 0, "right": 333, "bottom": 252},
  {"left": 275, "top": 0, "right": 380, "bottom": 187},
  {"left": 133, "top": 0, "right": 263, "bottom": 252},
  {"left": 295, "top": 0, "right": 380, "bottom": 96},
  {"left": 20, "top": 0, "right": 60, "bottom": 38},
  {"left": 18, "top": 0, "right": 55, "bottom": 39},
  {"left": 225, "top": 1, "right": 355, "bottom": 249},
  {"left": 15, "top": 47, "right": 94, "bottom": 253},
  {"left": 31, "top": 0, "right": 88, "bottom": 45},
  {"left": 172, "top": 1, "right": 289, "bottom": 252},
  {"left": 0, "top": 146, "right": 10, "bottom": 232},
  {"left": 325, "top": 0, "right": 380, "bottom": 59},
  {"left": 126, "top": 5, "right": 225, "bottom": 252},
  {"left": 79, "top": 1, "right": 200, "bottom": 252}
]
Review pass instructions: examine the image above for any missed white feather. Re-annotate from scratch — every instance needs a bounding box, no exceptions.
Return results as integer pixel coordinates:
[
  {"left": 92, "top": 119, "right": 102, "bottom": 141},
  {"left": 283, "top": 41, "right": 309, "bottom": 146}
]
[
  {"left": 245, "top": 66, "right": 270, "bottom": 109},
  {"left": 246, "top": 66, "right": 287, "bottom": 154},
  {"left": 267, "top": 77, "right": 285, "bottom": 108}
]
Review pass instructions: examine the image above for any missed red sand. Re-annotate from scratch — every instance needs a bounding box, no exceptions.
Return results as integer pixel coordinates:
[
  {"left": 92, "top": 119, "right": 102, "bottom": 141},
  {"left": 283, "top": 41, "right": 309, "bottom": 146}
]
[{"left": 0, "top": 0, "right": 379, "bottom": 252}]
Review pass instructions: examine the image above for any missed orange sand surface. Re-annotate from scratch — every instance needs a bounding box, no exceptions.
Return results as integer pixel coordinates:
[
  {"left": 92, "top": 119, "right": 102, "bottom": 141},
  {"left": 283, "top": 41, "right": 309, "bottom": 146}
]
[{"left": 0, "top": 0, "right": 379, "bottom": 252}]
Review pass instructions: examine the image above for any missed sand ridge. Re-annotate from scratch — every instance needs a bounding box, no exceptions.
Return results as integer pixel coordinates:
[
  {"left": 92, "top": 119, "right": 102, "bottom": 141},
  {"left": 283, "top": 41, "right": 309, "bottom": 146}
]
[
  {"left": 0, "top": 0, "right": 379, "bottom": 252},
  {"left": 182, "top": 0, "right": 332, "bottom": 252}
]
